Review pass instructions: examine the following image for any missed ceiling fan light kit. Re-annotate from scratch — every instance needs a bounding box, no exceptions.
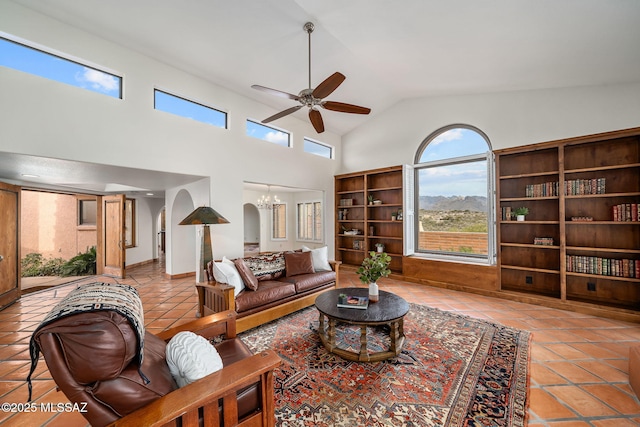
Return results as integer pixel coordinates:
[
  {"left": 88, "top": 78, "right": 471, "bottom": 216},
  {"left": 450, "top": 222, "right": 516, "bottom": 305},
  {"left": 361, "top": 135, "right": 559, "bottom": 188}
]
[{"left": 251, "top": 22, "right": 371, "bottom": 133}]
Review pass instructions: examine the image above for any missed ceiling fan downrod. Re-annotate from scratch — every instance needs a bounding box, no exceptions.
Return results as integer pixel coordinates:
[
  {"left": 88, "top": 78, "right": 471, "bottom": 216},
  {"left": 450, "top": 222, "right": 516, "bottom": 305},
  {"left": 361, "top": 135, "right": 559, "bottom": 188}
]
[{"left": 304, "top": 22, "right": 314, "bottom": 90}]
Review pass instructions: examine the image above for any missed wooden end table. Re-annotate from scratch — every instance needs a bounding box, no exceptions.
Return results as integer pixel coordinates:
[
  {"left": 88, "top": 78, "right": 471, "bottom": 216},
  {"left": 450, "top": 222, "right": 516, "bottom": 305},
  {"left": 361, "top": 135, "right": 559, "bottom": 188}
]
[{"left": 314, "top": 287, "right": 409, "bottom": 362}]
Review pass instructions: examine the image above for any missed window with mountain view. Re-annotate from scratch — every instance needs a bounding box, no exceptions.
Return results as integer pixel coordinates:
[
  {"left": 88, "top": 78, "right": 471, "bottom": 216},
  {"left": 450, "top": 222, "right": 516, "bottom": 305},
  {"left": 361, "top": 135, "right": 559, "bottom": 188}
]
[{"left": 414, "top": 125, "right": 495, "bottom": 262}]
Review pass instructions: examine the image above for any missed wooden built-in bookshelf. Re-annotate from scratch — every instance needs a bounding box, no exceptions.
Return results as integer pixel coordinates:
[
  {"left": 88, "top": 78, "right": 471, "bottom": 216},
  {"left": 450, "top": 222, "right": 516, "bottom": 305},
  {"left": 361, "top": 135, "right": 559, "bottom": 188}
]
[
  {"left": 496, "top": 127, "right": 640, "bottom": 312},
  {"left": 335, "top": 166, "right": 404, "bottom": 273}
]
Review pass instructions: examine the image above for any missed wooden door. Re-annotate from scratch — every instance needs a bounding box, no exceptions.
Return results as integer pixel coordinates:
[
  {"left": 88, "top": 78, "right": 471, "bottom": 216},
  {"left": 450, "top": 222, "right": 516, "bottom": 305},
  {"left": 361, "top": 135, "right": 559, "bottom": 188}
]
[
  {"left": 97, "top": 194, "right": 126, "bottom": 278},
  {"left": 0, "top": 182, "right": 20, "bottom": 309}
]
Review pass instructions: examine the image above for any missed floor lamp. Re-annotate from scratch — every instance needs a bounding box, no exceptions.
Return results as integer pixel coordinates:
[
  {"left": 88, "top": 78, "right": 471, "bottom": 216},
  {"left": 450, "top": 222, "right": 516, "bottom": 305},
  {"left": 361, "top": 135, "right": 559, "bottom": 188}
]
[{"left": 179, "top": 206, "right": 229, "bottom": 282}]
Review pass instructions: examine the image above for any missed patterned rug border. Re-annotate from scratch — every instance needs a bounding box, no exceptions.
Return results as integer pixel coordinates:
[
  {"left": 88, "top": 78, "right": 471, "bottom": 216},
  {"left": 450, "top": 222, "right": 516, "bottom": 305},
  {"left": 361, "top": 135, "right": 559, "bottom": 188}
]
[{"left": 240, "top": 302, "right": 531, "bottom": 427}]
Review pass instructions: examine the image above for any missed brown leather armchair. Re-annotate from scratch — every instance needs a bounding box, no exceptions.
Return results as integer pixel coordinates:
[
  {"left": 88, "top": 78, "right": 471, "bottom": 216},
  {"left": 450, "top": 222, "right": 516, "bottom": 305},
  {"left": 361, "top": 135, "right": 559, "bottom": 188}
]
[{"left": 31, "top": 309, "right": 281, "bottom": 427}]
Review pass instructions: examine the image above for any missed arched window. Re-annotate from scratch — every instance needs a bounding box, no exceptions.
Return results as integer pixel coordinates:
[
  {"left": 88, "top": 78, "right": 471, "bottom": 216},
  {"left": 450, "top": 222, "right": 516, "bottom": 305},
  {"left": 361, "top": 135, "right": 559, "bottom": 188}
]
[{"left": 411, "top": 125, "right": 495, "bottom": 263}]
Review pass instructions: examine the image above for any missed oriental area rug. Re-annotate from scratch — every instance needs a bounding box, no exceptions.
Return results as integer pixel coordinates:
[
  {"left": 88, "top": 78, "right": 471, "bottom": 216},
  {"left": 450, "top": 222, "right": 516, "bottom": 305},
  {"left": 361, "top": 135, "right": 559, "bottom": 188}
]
[{"left": 239, "top": 303, "right": 530, "bottom": 427}]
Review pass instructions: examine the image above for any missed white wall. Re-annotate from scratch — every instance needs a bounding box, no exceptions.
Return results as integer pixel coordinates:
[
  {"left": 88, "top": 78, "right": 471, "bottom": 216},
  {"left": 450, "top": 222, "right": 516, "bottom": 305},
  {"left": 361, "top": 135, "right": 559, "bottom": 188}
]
[
  {"left": 125, "top": 196, "right": 165, "bottom": 266},
  {"left": 0, "top": 2, "right": 341, "bottom": 274},
  {"left": 341, "top": 83, "right": 640, "bottom": 173}
]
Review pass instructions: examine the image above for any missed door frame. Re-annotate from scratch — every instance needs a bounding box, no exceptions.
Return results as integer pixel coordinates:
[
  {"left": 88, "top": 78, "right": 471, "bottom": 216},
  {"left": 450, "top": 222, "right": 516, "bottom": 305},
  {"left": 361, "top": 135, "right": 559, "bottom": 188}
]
[
  {"left": 0, "top": 182, "right": 21, "bottom": 309},
  {"left": 97, "top": 194, "right": 126, "bottom": 278}
]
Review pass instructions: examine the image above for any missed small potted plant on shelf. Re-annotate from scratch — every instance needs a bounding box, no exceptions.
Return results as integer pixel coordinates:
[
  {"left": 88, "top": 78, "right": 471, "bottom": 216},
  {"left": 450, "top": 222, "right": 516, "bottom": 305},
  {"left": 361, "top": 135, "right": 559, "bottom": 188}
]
[
  {"left": 368, "top": 195, "right": 374, "bottom": 205},
  {"left": 375, "top": 242, "right": 385, "bottom": 253},
  {"left": 356, "top": 251, "right": 391, "bottom": 303},
  {"left": 512, "top": 207, "right": 529, "bottom": 221}
]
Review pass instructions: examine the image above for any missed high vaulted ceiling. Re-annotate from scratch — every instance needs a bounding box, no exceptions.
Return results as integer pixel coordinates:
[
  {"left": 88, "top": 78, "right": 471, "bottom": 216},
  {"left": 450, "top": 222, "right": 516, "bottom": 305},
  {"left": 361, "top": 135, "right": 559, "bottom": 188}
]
[
  {"left": 11, "top": 0, "right": 640, "bottom": 136},
  {"left": 4, "top": 1, "right": 640, "bottom": 197}
]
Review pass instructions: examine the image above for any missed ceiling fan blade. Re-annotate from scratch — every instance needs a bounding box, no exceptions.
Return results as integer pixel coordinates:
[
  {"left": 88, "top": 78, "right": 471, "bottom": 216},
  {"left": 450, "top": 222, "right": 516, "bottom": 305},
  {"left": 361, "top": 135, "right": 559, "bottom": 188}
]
[
  {"left": 312, "top": 72, "right": 346, "bottom": 99},
  {"left": 322, "top": 101, "right": 371, "bottom": 115},
  {"left": 251, "top": 84, "right": 299, "bottom": 101},
  {"left": 262, "top": 105, "right": 303, "bottom": 123},
  {"left": 309, "top": 109, "right": 325, "bottom": 133}
]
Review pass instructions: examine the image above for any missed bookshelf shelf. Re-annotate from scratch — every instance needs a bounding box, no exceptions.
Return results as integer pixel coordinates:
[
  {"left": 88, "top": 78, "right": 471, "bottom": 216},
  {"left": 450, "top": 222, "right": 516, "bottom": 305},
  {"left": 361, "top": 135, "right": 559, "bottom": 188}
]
[{"left": 496, "top": 127, "right": 640, "bottom": 312}]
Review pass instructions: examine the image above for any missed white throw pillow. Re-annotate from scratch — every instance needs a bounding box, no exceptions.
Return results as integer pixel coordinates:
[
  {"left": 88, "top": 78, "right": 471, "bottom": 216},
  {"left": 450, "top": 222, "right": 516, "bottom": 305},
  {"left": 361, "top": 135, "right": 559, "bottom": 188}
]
[
  {"left": 166, "top": 331, "right": 223, "bottom": 388},
  {"left": 301, "top": 246, "right": 332, "bottom": 272},
  {"left": 212, "top": 259, "right": 245, "bottom": 297}
]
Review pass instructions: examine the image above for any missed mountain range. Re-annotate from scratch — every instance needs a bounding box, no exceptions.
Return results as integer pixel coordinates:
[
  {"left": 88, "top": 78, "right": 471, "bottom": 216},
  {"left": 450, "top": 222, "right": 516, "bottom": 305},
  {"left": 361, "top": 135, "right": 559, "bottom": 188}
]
[{"left": 419, "top": 195, "right": 487, "bottom": 212}]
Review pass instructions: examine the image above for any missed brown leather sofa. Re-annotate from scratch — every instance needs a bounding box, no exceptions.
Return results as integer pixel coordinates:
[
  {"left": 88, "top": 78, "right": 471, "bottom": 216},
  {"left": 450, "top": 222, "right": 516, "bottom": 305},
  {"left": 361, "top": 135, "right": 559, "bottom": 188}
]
[
  {"left": 32, "top": 308, "right": 281, "bottom": 427},
  {"left": 199, "top": 251, "right": 340, "bottom": 332}
]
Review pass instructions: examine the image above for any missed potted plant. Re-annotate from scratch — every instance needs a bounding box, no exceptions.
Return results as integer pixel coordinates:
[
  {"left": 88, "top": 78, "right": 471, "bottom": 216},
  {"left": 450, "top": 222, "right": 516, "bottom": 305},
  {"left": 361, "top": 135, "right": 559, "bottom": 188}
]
[
  {"left": 375, "top": 242, "right": 385, "bottom": 253},
  {"left": 356, "top": 251, "right": 391, "bottom": 302},
  {"left": 368, "top": 195, "right": 374, "bottom": 205},
  {"left": 512, "top": 207, "right": 529, "bottom": 221}
]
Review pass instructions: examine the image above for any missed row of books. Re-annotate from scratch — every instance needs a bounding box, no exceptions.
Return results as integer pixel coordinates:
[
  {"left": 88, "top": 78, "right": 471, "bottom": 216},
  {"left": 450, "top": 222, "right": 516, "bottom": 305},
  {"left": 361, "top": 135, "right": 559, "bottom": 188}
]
[
  {"left": 533, "top": 237, "right": 554, "bottom": 246},
  {"left": 565, "top": 178, "right": 606, "bottom": 196},
  {"left": 525, "top": 181, "right": 560, "bottom": 197},
  {"left": 612, "top": 204, "right": 639, "bottom": 222},
  {"left": 524, "top": 178, "right": 606, "bottom": 197},
  {"left": 338, "top": 198, "right": 355, "bottom": 206},
  {"left": 566, "top": 255, "right": 639, "bottom": 278}
]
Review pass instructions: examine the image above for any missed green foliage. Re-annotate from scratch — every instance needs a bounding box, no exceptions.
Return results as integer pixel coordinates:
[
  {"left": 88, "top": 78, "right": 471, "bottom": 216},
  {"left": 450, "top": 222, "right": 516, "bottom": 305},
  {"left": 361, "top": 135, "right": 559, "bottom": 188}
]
[
  {"left": 59, "top": 246, "right": 97, "bottom": 277},
  {"left": 512, "top": 207, "right": 529, "bottom": 216},
  {"left": 420, "top": 210, "right": 488, "bottom": 233},
  {"left": 21, "top": 246, "right": 96, "bottom": 278},
  {"left": 21, "top": 253, "right": 65, "bottom": 277},
  {"left": 357, "top": 251, "right": 392, "bottom": 284}
]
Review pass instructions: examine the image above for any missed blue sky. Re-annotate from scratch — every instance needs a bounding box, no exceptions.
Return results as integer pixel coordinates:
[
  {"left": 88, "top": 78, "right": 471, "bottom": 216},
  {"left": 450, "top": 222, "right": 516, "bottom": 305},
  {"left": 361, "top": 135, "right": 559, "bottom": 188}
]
[
  {"left": 418, "top": 128, "right": 489, "bottom": 197},
  {"left": 0, "top": 37, "right": 121, "bottom": 98}
]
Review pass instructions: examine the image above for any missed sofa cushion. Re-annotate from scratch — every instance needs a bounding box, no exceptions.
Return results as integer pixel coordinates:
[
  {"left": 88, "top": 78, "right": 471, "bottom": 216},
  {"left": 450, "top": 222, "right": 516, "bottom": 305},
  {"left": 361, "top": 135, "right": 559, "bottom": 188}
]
[
  {"left": 243, "top": 252, "right": 285, "bottom": 281},
  {"left": 277, "top": 271, "right": 336, "bottom": 293},
  {"left": 166, "top": 331, "right": 223, "bottom": 387},
  {"left": 235, "top": 281, "right": 296, "bottom": 313},
  {"left": 234, "top": 258, "right": 259, "bottom": 291},
  {"left": 284, "top": 251, "right": 315, "bottom": 277},
  {"left": 212, "top": 260, "right": 245, "bottom": 296},
  {"left": 302, "top": 245, "right": 332, "bottom": 272}
]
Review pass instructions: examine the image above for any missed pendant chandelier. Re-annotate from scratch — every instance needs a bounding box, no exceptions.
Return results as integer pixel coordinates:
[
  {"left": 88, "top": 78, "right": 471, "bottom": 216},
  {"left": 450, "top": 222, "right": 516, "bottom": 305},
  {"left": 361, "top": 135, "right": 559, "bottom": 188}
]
[{"left": 257, "top": 185, "right": 280, "bottom": 210}]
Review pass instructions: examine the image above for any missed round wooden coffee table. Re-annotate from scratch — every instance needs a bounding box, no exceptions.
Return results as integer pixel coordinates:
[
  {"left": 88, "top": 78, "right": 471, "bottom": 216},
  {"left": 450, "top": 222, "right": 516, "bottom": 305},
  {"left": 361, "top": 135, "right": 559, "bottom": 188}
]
[{"left": 315, "top": 287, "right": 409, "bottom": 362}]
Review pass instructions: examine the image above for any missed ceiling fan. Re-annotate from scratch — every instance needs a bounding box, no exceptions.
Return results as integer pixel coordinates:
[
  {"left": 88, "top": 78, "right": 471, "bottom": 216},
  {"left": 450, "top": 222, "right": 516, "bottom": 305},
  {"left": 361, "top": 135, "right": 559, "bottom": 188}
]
[{"left": 251, "top": 22, "right": 371, "bottom": 134}]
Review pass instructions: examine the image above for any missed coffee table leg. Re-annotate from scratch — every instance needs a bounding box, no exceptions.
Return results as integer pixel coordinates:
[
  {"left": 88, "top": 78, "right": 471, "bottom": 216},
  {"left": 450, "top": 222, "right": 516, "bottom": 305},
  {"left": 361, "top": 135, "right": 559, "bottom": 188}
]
[
  {"left": 318, "top": 312, "right": 325, "bottom": 334},
  {"left": 359, "top": 325, "right": 369, "bottom": 361},
  {"left": 327, "top": 318, "right": 336, "bottom": 350},
  {"left": 390, "top": 321, "right": 399, "bottom": 354}
]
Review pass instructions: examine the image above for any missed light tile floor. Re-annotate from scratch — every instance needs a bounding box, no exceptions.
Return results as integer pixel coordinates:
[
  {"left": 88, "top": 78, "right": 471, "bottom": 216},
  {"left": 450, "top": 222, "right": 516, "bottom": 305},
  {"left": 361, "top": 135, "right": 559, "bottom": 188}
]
[{"left": 1, "top": 260, "right": 639, "bottom": 426}]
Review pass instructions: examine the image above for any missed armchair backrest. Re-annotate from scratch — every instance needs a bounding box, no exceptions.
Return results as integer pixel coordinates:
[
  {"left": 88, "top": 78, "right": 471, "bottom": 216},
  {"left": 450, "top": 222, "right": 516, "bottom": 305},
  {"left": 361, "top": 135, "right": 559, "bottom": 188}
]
[{"left": 28, "top": 284, "right": 177, "bottom": 427}]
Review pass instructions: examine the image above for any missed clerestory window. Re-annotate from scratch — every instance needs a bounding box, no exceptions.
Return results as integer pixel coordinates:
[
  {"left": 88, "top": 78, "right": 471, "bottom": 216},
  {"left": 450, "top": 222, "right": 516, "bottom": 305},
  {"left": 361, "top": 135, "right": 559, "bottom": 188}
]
[{"left": 0, "top": 36, "right": 122, "bottom": 98}]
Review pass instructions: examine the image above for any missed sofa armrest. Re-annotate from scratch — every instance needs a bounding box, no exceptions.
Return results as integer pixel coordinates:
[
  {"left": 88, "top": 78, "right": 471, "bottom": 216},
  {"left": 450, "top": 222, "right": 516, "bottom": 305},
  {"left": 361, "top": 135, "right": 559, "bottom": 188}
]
[
  {"left": 107, "top": 349, "right": 282, "bottom": 427},
  {"left": 329, "top": 260, "right": 341, "bottom": 286},
  {"left": 196, "top": 282, "right": 235, "bottom": 317}
]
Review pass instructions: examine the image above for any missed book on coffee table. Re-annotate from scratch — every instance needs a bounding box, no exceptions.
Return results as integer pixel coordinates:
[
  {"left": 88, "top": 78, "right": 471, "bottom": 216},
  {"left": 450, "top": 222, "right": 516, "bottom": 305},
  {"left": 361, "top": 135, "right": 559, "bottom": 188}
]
[{"left": 337, "top": 295, "right": 369, "bottom": 309}]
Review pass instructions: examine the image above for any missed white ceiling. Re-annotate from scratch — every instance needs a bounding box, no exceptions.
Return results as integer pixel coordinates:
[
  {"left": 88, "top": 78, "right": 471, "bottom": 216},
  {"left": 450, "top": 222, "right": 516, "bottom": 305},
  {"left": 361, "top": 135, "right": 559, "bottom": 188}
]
[{"left": 5, "top": 0, "right": 640, "bottom": 195}]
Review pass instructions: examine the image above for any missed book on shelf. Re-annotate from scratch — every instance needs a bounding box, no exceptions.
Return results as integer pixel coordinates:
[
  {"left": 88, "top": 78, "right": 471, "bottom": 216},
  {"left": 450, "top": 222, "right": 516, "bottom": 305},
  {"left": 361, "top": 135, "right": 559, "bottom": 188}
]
[
  {"left": 612, "top": 203, "right": 638, "bottom": 221},
  {"left": 534, "top": 237, "right": 554, "bottom": 245},
  {"left": 501, "top": 206, "right": 512, "bottom": 220},
  {"left": 564, "top": 178, "right": 606, "bottom": 196},
  {"left": 337, "top": 295, "right": 369, "bottom": 309},
  {"left": 566, "top": 255, "right": 639, "bottom": 278},
  {"left": 524, "top": 178, "right": 607, "bottom": 198}
]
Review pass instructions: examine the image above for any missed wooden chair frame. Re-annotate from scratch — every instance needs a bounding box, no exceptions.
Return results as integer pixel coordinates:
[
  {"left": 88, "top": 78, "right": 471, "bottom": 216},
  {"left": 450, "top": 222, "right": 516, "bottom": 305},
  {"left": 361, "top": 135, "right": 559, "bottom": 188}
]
[{"left": 108, "top": 311, "right": 281, "bottom": 427}]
